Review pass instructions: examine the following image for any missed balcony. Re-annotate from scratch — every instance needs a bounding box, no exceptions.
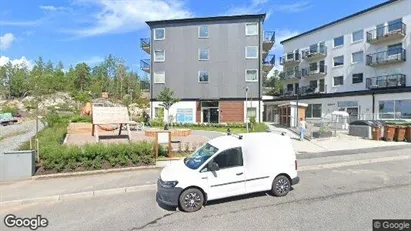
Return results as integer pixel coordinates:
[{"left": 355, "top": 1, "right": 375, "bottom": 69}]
[
  {"left": 279, "top": 52, "right": 300, "bottom": 66},
  {"left": 302, "top": 44, "right": 327, "bottom": 61},
  {"left": 140, "top": 59, "right": 150, "bottom": 73},
  {"left": 263, "top": 54, "right": 275, "bottom": 72},
  {"left": 366, "top": 48, "right": 406, "bottom": 67},
  {"left": 263, "top": 31, "right": 275, "bottom": 51},
  {"left": 366, "top": 74, "right": 406, "bottom": 89},
  {"left": 301, "top": 64, "right": 327, "bottom": 78},
  {"left": 366, "top": 22, "right": 406, "bottom": 45},
  {"left": 140, "top": 38, "right": 150, "bottom": 54},
  {"left": 279, "top": 68, "right": 301, "bottom": 80},
  {"left": 300, "top": 85, "right": 327, "bottom": 95}
]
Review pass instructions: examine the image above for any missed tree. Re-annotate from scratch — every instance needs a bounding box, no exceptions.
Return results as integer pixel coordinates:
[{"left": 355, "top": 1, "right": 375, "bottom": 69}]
[{"left": 156, "top": 87, "right": 179, "bottom": 128}]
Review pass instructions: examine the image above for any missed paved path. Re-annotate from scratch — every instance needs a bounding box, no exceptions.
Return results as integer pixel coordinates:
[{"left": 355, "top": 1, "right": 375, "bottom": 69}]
[
  {"left": 0, "top": 120, "right": 45, "bottom": 153},
  {"left": 1, "top": 150, "right": 410, "bottom": 231}
]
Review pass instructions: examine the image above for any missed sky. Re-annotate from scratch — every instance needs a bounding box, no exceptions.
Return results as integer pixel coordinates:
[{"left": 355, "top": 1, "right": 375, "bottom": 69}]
[{"left": 0, "top": 0, "right": 388, "bottom": 78}]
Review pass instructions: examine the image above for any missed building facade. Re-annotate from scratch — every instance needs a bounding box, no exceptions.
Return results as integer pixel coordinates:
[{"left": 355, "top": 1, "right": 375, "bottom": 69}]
[
  {"left": 141, "top": 14, "right": 275, "bottom": 123},
  {"left": 265, "top": 0, "right": 411, "bottom": 125}
]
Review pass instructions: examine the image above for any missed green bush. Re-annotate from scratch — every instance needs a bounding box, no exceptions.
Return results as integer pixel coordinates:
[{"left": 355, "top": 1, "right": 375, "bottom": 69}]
[
  {"left": 150, "top": 118, "right": 164, "bottom": 127},
  {"left": 170, "top": 122, "right": 246, "bottom": 128},
  {"left": 70, "top": 115, "right": 92, "bottom": 123},
  {"left": 0, "top": 105, "right": 19, "bottom": 114}
]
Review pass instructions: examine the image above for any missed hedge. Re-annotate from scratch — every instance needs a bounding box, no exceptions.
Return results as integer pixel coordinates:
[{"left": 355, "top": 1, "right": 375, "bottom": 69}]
[{"left": 149, "top": 119, "right": 247, "bottom": 128}]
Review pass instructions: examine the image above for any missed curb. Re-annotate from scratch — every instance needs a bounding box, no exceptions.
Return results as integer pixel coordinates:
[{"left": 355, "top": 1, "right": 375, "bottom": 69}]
[
  {"left": 297, "top": 144, "right": 411, "bottom": 159},
  {"left": 32, "top": 165, "right": 160, "bottom": 180},
  {"left": 0, "top": 184, "right": 157, "bottom": 207}
]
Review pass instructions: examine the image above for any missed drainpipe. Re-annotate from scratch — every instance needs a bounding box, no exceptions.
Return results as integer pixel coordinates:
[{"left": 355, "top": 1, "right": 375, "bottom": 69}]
[
  {"left": 372, "top": 93, "right": 375, "bottom": 120},
  {"left": 258, "top": 21, "right": 262, "bottom": 123}
]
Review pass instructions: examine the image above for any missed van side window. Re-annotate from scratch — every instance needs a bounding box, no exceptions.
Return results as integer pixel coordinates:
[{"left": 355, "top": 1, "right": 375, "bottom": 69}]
[{"left": 213, "top": 147, "right": 243, "bottom": 169}]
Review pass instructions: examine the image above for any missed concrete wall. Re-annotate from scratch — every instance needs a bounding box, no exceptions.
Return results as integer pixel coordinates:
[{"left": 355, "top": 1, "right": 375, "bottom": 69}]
[
  {"left": 0, "top": 150, "right": 36, "bottom": 181},
  {"left": 282, "top": 0, "right": 411, "bottom": 93},
  {"left": 150, "top": 18, "right": 262, "bottom": 99}
]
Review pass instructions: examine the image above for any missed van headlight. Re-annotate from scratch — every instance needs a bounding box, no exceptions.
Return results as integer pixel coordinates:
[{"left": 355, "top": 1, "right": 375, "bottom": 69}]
[{"left": 159, "top": 178, "right": 179, "bottom": 188}]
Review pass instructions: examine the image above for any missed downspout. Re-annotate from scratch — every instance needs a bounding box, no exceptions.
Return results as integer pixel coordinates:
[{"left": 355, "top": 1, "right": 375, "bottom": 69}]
[
  {"left": 258, "top": 20, "right": 262, "bottom": 123},
  {"left": 372, "top": 93, "right": 375, "bottom": 120}
]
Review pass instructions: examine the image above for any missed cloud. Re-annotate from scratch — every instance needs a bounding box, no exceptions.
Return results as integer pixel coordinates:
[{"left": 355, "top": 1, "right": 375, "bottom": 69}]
[
  {"left": 63, "top": 0, "right": 193, "bottom": 38},
  {"left": 273, "top": 29, "right": 300, "bottom": 49},
  {"left": 77, "top": 56, "right": 104, "bottom": 65},
  {"left": 40, "top": 5, "right": 70, "bottom": 11},
  {"left": 0, "top": 19, "right": 44, "bottom": 26},
  {"left": 0, "top": 56, "right": 33, "bottom": 69},
  {"left": 225, "top": 0, "right": 311, "bottom": 16},
  {"left": 0, "top": 33, "right": 15, "bottom": 50},
  {"left": 275, "top": 1, "right": 312, "bottom": 13}
]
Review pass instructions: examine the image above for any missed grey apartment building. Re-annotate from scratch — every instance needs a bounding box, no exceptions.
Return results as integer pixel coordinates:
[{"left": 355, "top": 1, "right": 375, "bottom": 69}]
[{"left": 140, "top": 14, "right": 275, "bottom": 123}]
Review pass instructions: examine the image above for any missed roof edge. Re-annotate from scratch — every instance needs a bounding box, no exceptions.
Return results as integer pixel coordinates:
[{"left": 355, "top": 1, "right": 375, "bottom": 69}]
[{"left": 280, "top": 0, "right": 400, "bottom": 44}]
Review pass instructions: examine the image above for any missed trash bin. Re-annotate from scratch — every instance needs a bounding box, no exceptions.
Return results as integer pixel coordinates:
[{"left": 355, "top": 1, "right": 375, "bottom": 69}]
[
  {"left": 384, "top": 125, "right": 396, "bottom": 141},
  {"left": 372, "top": 126, "right": 382, "bottom": 141},
  {"left": 395, "top": 125, "right": 407, "bottom": 142},
  {"left": 406, "top": 126, "right": 411, "bottom": 143}
]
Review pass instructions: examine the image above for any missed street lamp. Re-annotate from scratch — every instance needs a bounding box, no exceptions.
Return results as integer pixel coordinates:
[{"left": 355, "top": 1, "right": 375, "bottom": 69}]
[{"left": 244, "top": 87, "right": 249, "bottom": 133}]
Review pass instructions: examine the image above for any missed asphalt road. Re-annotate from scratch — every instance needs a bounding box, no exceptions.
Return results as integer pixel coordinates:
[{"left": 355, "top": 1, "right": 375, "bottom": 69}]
[{"left": 1, "top": 150, "right": 410, "bottom": 231}]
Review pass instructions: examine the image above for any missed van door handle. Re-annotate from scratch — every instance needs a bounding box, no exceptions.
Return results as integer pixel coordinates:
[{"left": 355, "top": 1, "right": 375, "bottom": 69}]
[
  {"left": 202, "top": 177, "right": 208, "bottom": 179},
  {"left": 236, "top": 172, "right": 243, "bottom": 175}
]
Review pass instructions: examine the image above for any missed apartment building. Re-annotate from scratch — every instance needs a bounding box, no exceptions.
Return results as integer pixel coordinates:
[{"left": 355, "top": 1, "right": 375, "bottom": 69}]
[
  {"left": 140, "top": 14, "right": 275, "bottom": 123},
  {"left": 264, "top": 0, "right": 411, "bottom": 125}
]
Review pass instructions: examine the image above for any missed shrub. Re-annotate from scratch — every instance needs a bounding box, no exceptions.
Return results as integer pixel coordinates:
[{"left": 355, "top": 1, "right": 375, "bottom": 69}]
[{"left": 0, "top": 105, "right": 18, "bottom": 114}]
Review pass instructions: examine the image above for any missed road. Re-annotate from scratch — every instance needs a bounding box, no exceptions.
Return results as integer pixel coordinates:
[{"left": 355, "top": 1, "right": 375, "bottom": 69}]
[{"left": 1, "top": 150, "right": 410, "bottom": 231}]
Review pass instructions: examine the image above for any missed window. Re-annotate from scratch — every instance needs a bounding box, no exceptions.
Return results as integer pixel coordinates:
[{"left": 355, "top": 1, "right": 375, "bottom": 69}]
[
  {"left": 309, "top": 80, "right": 318, "bottom": 89},
  {"left": 352, "top": 73, "right": 363, "bottom": 84},
  {"left": 154, "top": 50, "right": 165, "bottom": 62},
  {"left": 333, "top": 76, "right": 344, "bottom": 86},
  {"left": 247, "top": 107, "right": 256, "bottom": 118},
  {"left": 245, "top": 46, "right": 258, "bottom": 59},
  {"left": 198, "top": 25, "right": 209, "bottom": 38},
  {"left": 387, "top": 43, "right": 402, "bottom": 56},
  {"left": 154, "top": 28, "right": 165, "bottom": 40},
  {"left": 199, "top": 48, "right": 209, "bottom": 60},
  {"left": 287, "top": 84, "right": 293, "bottom": 92},
  {"left": 245, "top": 69, "right": 258, "bottom": 82},
  {"left": 213, "top": 147, "right": 243, "bottom": 169},
  {"left": 352, "top": 30, "right": 363, "bottom": 43},
  {"left": 198, "top": 71, "right": 209, "bottom": 82},
  {"left": 352, "top": 51, "right": 364, "bottom": 64},
  {"left": 333, "top": 36, "right": 344, "bottom": 47},
  {"left": 245, "top": 23, "right": 258, "bottom": 35},
  {"left": 333, "top": 56, "right": 344, "bottom": 67},
  {"left": 379, "top": 100, "right": 411, "bottom": 119},
  {"left": 306, "top": 104, "right": 322, "bottom": 118},
  {"left": 388, "top": 18, "right": 402, "bottom": 32},
  {"left": 309, "top": 62, "right": 318, "bottom": 71},
  {"left": 154, "top": 72, "right": 165, "bottom": 83}
]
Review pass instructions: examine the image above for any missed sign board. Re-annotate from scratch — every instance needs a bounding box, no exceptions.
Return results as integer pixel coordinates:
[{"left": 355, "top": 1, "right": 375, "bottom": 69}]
[
  {"left": 157, "top": 132, "right": 170, "bottom": 144},
  {"left": 92, "top": 106, "right": 130, "bottom": 124},
  {"left": 337, "top": 101, "right": 358, "bottom": 108},
  {"left": 155, "top": 131, "right": 172, "bottom": 159},
  {"left": 176, "top": 108, "right": 193, "bottom": 123}
]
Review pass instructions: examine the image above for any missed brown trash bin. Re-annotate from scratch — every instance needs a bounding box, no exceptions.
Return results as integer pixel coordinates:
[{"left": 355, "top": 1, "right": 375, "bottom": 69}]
[
  {"left": 372, "top": 126, "right": 381, "bottom": 141},
  {"left": 384, "top": 125, "right": 396, "bottom": 141},
  {"left": 406, "top": 126, "right": 411, "bottom": 142},
  {"left": 395, "top": 126, "right": 407, "bottom": 142}
]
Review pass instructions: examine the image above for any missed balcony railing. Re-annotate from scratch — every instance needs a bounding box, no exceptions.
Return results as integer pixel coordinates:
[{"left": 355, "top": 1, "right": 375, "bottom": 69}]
[
  {"left": 301, "top": 64, "right": 327, "bottom": 77},
  {"left": 263, "top": 54, "right": 275, "bottom": 65},
  {"left": 279, "top": 69, "right": 301, "bottom": 80},
  {"left": 302, "top": 44, "right": 327, "bottom": 60},
  {"left": 140, "top": 59, "right": 150, "bottom": 72},
  {"left": 279, "top": 52, "right": 300, "bottom": 65},
  {"left": 140, "top": 38, "right": 150, "bottom": 53},
  {"left": 366, "top": 22, "right": 406, "bottom": 44},
  {"left": 366, "top": 74, "right": 406, "bottom": 89},
  {"left": 366, "top": 48, "right": 406, "bottom": 66},
  {"left": 263, "top": 31, "right": 275, "bottom": 42}
]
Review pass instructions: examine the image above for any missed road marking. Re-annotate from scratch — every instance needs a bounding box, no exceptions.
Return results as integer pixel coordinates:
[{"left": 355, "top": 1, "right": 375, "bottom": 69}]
[{"left": 299, "top": 155, "right": 410, "bottom": 171}]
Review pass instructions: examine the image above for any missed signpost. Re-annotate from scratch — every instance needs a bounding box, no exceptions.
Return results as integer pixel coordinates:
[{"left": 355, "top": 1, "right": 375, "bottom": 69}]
[
  {"left": 91, "top": 105, "right": 132, "bottom": 142},
  {"left": 155, "top": 131, "right": 172, "bottom": 160}
]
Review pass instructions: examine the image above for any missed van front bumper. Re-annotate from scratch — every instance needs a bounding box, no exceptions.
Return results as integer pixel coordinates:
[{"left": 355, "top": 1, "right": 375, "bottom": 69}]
[
  {"left": 291, "top": 176, "right": 300, "bottom": 185},
  {"left": 156, "top": 179, "right": 183, "bottom": 207}
]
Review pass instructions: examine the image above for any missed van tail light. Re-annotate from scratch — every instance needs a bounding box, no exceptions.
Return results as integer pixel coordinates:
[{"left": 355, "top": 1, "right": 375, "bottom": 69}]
[{"left": 295, "top": 160, "right": 298, "bottom": 170}]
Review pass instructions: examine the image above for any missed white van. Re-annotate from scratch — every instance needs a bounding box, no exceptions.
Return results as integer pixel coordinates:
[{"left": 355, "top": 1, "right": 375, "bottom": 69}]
[{"left": 156, "top": 132, "right": 299, "bottom": 212}]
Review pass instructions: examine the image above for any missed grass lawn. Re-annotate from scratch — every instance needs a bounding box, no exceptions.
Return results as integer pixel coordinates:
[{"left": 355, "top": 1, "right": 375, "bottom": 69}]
[{"left": 153, "top": 123, "right": 268, "bottom": 134}]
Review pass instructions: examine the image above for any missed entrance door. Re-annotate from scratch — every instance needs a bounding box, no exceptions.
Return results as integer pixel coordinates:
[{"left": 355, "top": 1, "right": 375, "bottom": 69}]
[
  {"left": 346, "top": 107, "right": 359, "bottom": 123},
  {"left": 376, "top": 24, "right": 385, "bottom": 39},
  {"left": 202, "top": 108, "right": 219, "bottom": 123}
]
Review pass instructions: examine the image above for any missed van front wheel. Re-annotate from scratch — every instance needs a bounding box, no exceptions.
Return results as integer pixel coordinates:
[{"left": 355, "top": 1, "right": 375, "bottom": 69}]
[
  {"left": 271, "top": 175, "right": 290, "bottom": 197},
  {"left": 178, "top": 188, "right": 204, "bottom": 212}
]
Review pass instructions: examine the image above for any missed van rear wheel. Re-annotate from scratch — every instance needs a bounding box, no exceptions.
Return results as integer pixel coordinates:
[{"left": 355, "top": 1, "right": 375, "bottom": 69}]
[
  {"left": 178, "top": 188, "right": 204, "bottom": 213},
  {"left": 271, "top": 175, "right": 290, "bottom": 197}
]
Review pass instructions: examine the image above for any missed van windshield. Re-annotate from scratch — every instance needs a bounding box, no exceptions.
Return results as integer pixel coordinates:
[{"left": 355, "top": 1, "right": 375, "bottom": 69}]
[{"left": 184, "top": 143, "right": 219, "bottom": 170}]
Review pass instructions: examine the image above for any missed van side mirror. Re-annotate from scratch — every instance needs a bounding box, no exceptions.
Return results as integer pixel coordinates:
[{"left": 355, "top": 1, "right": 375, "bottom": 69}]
[{"left": 208, "top": 162, "right": 220, "bottom": 171}]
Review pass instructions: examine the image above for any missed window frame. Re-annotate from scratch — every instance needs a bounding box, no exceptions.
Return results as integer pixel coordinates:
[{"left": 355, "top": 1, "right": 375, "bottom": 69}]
[
  {"left": 154, "top": 50, "right": 165, "bottom": 62},
  {"left": 245, "top": 69, "right": 258, "bottom": 82},
  {"left": 209, "top": 147, "right": 244, "bottom": 171},
  {"left": 198, "top": 25, "right": 209, "bottom": 38},
  {"left": 245, "top": 23, "right": 258, "bottom": 36},
  {"left": 351, "top": 51, "right": 364, "bottom": 64},
  {"left": 198, "top": 71, "right": 209, "bottom": 83},
  {"left": 153, "top": 71, "right": 165, "bottom": 84},
  {"left": 351, "top": 30, "right": 364, "bottom": 43},
  {"left": 153, "top": 28, "right": 165, "bottom": 40},
  {"left": 333, "top": 55, "right": 344, "bottom": 67},
  {"left": 352, "top": 73, "right": 363, "bottom": 84},
  {"left": 245, "top": 46, "right": 258, "bottom": 59},
  {"left": 333, "top": 76, "right": 344, "bottom": 86},
  {"left": 198, "top": 48, "right": 210, "bottom": 61},
  {"left": 306, "top": 104, "right": 322, "bottom": 118},
  {"left": 333, "top": 35, "right": 344, "bottom": 48},
  {"left": 247, "top": 107, "right": 257, "bottom": 118}
]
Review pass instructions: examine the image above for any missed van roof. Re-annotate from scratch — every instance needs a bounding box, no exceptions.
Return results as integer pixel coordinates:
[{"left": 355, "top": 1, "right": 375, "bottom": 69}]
[{"left": 208, "top": 132, "right": 290, "bottom": 150}]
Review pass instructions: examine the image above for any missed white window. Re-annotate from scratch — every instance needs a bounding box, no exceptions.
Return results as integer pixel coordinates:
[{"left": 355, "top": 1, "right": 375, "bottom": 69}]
[
  {"left": 352, "top": 51, "right": 363, "bottom": 64},
  {"left": 352, "top": 30, "right": 363, "bottom": 43},
  {"left": 245, "top": 46, "right": 258, "bottom": 59},
  {"left": 333, "top": 55, "right": 344, "bottom": 67},
  {"left": 198, "top": 71, "right": 209, "bottom": 82},
  {"left": 333, "top": 76, "right": 344, "bottom": 86},
  {"left": 245, "top": 23, "right": 258, "bottom": 35},
  {"left": 198, "top": 25, "right": 208, "bottom": 38},
  {"left": 333, "top": 36, "right": 344, "bottom": 47},
  {"left": 199, "top": 48, "right": 209, "bottom": 60},
  {"left": 154, "top": 28, "right": 165, "bottom": 40},
  {"left": 154, "top": 72, "right": 165, "bottom": 83},
  {"left": 247, "top": 107, "right": 257, "bottom": 117},
  {"left": 154, "top": 50, "right": 165, "bottom": 62},
  {"left": 245, "top": 69, "right": 258, "bottom": 82}
]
